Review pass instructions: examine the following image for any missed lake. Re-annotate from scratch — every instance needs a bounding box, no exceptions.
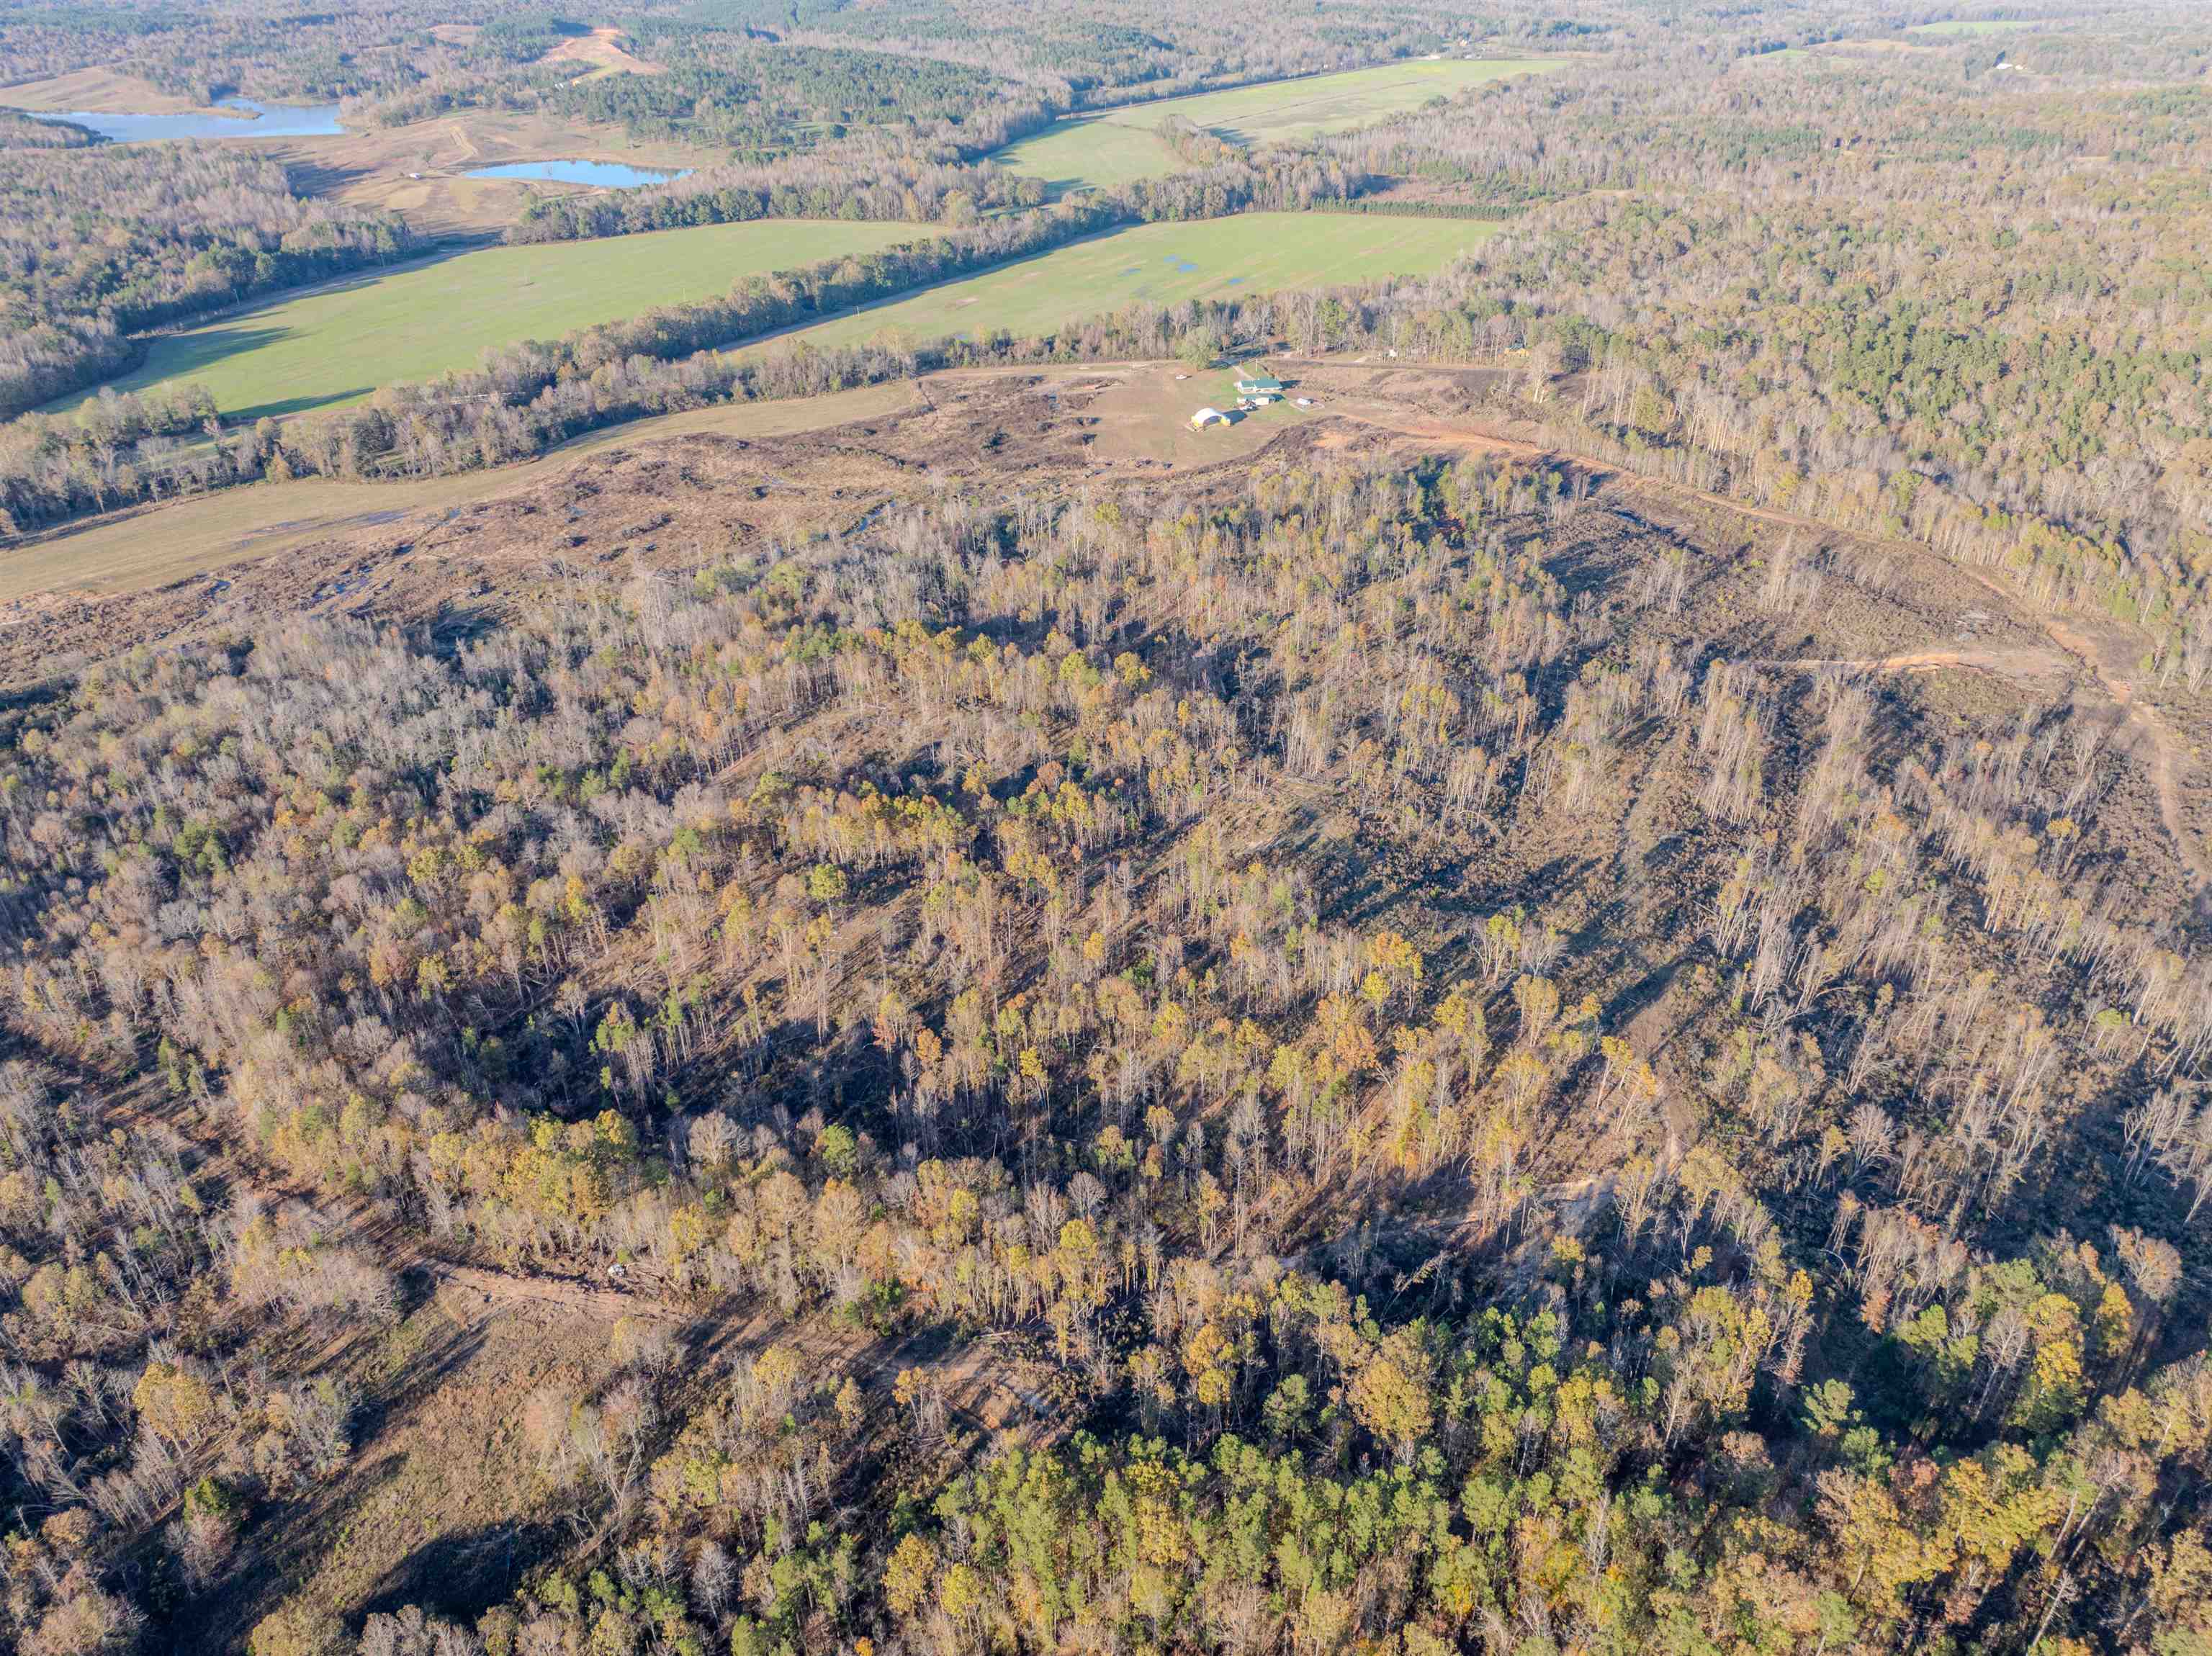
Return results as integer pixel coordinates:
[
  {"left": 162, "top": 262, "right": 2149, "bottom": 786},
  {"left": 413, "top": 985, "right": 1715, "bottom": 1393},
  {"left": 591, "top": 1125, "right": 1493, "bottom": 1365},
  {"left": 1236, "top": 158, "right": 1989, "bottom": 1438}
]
[
  {"left": 56, "top": 96, "right": 346, "bottom": 143},
  {"left": 464, "top": 159, "right": 691, "bottom": 188}
]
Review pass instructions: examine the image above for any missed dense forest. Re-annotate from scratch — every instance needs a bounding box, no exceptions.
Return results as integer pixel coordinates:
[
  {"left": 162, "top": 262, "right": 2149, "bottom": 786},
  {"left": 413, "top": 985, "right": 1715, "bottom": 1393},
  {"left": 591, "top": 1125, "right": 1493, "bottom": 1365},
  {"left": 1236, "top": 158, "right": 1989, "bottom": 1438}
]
[{"left": 1311, "top": 43, "right": 2212, "bottom": 666}]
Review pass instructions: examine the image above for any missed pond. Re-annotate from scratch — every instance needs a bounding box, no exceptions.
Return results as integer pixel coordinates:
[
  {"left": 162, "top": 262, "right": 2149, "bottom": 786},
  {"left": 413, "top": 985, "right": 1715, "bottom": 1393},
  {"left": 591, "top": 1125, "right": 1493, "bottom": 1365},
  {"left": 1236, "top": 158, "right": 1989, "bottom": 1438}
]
[
  {"left": 55, "top": 96, "right": 346, "bottom": 143},
  {"left": 464, "top": 159, "right": 691, "bottom": 189}
]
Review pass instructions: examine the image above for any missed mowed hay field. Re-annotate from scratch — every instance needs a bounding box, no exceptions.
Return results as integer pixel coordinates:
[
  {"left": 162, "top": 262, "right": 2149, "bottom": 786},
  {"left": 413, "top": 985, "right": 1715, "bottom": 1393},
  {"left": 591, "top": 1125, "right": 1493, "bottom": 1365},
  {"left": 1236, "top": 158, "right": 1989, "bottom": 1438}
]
[
  {"left": 757, "top": 213, "right": 1501, "bottom": 353},
  {"left": 994, "top": 59, "right": 1563, "bottom": 193},
  {"left": 73, "top": 219, "right": 922, "bottom": 421}
]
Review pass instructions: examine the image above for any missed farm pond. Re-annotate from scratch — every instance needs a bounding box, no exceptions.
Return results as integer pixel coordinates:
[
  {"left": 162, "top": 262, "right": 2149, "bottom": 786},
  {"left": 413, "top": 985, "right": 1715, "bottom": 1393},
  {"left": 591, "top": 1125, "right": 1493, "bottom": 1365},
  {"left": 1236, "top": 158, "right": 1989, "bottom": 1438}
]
[
  {"left": 464, "top": 159, "right": 691, "bottom": 188},
  {"left": 55, "top": 97, "right": 345, "bottom": 141}
]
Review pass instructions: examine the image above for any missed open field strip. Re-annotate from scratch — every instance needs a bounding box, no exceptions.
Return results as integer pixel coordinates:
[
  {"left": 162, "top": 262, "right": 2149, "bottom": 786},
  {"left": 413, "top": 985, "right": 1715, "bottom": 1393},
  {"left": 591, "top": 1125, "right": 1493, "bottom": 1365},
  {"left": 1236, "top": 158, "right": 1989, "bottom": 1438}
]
[
  {"left": 1, "top": 382, "right": 922, "bottom": 602},
  {"left": 0, "top": 66, "right": 204, "bottom": 112},
  {"left": 748, "top": 212, "right": 1501, "bottom": 354},
  {"left": 64, "top": 219, "right": 923, "bottom": 421},
  {"left": 994, "top": 58, "right": 1564, "bottom": 192}
]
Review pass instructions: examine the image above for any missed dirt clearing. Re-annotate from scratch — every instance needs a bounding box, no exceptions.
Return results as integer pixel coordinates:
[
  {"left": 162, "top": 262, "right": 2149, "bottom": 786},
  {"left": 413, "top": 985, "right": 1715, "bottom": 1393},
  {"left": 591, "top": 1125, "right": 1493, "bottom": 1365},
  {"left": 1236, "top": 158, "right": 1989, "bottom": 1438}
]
[
  {"left": 0, "top": 381, "right": 922, "bottom": 604},
  {"left": 258, "top": 108, "right": 704, "bottom": 237},
  {"left": 540, "top": 26, "right": 663, "bottom": 78}
]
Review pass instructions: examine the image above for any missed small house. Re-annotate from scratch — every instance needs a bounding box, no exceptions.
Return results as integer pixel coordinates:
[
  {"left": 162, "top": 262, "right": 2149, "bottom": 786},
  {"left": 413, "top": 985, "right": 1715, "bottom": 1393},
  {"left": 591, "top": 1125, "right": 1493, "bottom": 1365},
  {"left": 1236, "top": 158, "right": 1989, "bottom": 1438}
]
[
  {"left": 1190, "top": 407, "right": 1230, "bottom": 428},
  {"left": 1235, "top": 373, "right": 1284, "bottom": 398}
]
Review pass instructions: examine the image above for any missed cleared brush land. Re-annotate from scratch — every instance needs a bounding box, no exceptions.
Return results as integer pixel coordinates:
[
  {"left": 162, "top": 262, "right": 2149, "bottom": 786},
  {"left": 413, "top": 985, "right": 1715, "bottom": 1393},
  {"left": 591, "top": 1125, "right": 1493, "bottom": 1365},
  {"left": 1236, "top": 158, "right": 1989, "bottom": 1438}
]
[
  {"left": 538, "top": 24, "right": 664, "bottom": 77},
  {"left": 1, "top": 380, "right": 920, "bottom": 601},
  {"left": 994, "top": 58, "right": 1563, "bottom": 192},
  {"left": 755, "top": 212, "right": 1500, "bottom": 352},
  {"left": 259, "top": 107, "right": 707, "bottom": 238},
  {"left": 64, "top": 219, "right": 922, "bottom": 421}
]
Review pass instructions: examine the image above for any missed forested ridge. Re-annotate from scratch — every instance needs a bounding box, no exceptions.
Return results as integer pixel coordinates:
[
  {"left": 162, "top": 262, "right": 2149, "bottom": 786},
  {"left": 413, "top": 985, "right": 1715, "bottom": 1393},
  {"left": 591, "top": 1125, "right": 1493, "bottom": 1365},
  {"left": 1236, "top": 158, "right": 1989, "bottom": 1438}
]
[{"left": 4, "top": 448, "right": 2211, "bottom": 1652}]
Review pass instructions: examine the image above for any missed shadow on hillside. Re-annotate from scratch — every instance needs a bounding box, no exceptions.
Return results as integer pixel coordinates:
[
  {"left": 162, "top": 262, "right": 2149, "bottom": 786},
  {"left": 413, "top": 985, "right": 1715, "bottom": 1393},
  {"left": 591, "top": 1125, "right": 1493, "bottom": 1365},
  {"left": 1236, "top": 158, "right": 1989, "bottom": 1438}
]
[
  {"left": 357, "top": 1517, "right": 570, "bottom": 1626},
  {"left": 235, "top": 387, "right": 376, "bottom": 422}
]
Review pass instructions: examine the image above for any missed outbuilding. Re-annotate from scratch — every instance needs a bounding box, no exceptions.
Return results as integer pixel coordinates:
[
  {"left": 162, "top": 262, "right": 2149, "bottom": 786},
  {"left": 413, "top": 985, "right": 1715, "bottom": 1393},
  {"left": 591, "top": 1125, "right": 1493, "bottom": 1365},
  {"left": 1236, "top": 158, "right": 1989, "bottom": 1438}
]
[{"left": 1190, "top": 407, "right": 1231, "bottom": 428}]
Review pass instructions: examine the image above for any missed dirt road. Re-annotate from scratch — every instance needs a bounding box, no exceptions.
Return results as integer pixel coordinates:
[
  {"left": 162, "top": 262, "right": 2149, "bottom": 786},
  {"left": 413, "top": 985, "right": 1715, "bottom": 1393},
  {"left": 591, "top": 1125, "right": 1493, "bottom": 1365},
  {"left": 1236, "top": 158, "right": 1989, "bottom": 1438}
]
[{"left": 1312, "top": 393, "right": 2208, "bottom": 893}]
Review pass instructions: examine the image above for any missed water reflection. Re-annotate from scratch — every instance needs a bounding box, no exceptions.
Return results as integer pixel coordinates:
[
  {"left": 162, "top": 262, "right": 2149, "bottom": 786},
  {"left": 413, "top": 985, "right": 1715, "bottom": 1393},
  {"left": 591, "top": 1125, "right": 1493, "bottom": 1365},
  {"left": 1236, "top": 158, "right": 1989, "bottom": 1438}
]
[
  {"left": 464, "top": 159, "right": 691, "bottom": 188},
  {"left": 52, "top": 96, "right": 346, "bottom": 143}
]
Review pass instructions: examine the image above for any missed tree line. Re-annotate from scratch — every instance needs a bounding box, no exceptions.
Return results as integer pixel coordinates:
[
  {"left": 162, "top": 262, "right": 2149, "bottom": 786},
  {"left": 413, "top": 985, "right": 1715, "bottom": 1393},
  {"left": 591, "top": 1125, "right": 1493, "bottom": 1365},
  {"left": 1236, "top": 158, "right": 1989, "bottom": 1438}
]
[{"left": 0, "top": 142, "right": 413, "bottom": 419}]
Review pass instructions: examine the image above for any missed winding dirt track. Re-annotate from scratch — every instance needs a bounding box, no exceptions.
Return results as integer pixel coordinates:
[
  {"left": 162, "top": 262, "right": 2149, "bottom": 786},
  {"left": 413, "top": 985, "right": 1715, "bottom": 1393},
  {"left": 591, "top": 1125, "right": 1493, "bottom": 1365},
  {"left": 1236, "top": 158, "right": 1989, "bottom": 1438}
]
[
  {"left": 1753, "top": 647, "right": 2071, "bottom": 676},
  {"left": 1316, "top": 393, "right": 2208, "bottom": 894}
]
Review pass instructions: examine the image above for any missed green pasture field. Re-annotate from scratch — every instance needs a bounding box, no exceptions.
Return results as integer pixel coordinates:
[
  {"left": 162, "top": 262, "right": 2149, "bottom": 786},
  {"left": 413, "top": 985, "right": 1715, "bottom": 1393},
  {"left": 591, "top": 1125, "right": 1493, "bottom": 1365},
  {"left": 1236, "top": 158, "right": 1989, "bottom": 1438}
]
[
  {"left": 66, "top": 219, "right": 922, "bottom": 421},
  {"left": 992, "top": 58, "right": 1565, "bottom": 194},
  {"left": 750, "top": 212, "right": 1500, "bottom": 354}
]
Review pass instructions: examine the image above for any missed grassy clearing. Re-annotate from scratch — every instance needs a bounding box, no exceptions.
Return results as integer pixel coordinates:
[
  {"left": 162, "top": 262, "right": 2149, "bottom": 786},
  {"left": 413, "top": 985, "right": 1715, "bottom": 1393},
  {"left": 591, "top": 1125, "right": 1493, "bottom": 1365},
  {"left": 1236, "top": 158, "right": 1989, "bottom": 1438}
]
[
  {"left": 4, "top": 382, "right": 918, "bottom": 600},
  {"left": 754, "top": 213, "right": 1498, "bottom": 354},
  {"left": 1084, "top": 359, "right": 1326, "bottom": 466},
  {"left": 68, "top": 219, "right": 921, "bottom": 422},
  {"left": 186, "top": 1288, "right": 613, "bottom": 1654},
  {"left": 998, "top": 119, "right": 1189, "bottom": 194},
  {"left": 994, "top": 59, "right": 1564, "bottom": 193}
]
